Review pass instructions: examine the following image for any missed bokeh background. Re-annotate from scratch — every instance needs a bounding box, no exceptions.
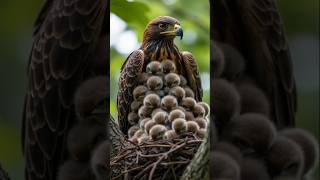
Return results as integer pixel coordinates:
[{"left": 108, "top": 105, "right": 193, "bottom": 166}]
[
  {"left": 0, "top": 0, "right": 318, "bottom": 179},
  {"left": 110, "top": 0, "right": 210, "bottom": 119}
]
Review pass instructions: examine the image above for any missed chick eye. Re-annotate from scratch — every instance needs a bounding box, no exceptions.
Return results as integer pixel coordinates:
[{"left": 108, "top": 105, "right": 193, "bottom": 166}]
[{"left": 158, "top": 23, "right": 166, "bottom": 29}]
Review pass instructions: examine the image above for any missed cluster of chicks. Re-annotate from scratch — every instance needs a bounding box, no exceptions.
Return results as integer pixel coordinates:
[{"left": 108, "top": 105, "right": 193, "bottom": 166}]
[
  {"left": 126, "top": 60, "right": 209, "bottom": 144},
  {"left": 57, "top": 76, "right": 109, "bottom": 180},
  {"left": 211, "top": 43, "right": 319, "bottom": 180}
]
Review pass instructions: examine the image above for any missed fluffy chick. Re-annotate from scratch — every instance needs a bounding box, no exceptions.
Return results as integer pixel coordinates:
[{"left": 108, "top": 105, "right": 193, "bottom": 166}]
[
  {"left": 164, "top": 73, "right": 180, "bottom": 88},
  {"left": 194, "top": 117, "right": 207, "bottom": 129},
  {"left": 153, "top": 111, "right": 168, "bottom": 125},
  {"left": 212, "top": 79, "right": 240, "bottom": 125},
  {"left": 144, "top": 120, "right": 156, "bottom": 134},
  {"left": 147, "top": 76, "right": 163, "bottom": 90},
  {"left": 91, "top": 140, "right": 109, "bottom": 180},
  {"left": 164, "top": 130, "right": 178, "bottom": 140},
  {"left": 133, "top": 85, "right": 148, "bottom": 100},
  {"left": 181, "top": 97, "right": 197, "bottom": 111},
  {"left": 151, "top": 108, "right": 165, "bottom": 117},
  {"left": 185, "top": 111, "right": 195, "bottom": 121},
  {"left": 172, "top": 118, "right": 187, "bottom": 134},
  {"left": 197, "top": 102, "right": 210, "bottom": 117},
  {"left": 169, "top": 86, "right": 185, "bottom": 102},
  {"left": 193, "top": 104, "right": 205, "bottom": 118},
  {"left": 168, "top": 109, "right": 185, "bottom": 122},
  {"left": 237, "top": 83, "right": 270, "bottom": 116},
  {"left": 134, "top": 129, "right": 144, "bottom": 138},
  {"left": 128, "top": 125, "right": 140, "bottom": 138},
  {"left": 128, "top": 112, "right": 139, "bottom": 125},
  {"left": 161, "top": 59, "right": 176, "bottom": 73},
  {"left": 137, "top": 72, "right": 151, "bottom": 85},
  {"left": 221, "top": 113, "right": 276, "bottom": 155},
  {"left": 184, "top": 87, "right": 195, "bottom": 98},
  {"left": 210, "top": 151, "right": 240, "bottom": 180},
  {"left": 146, "top": 61, "right": 161, "bottom": 74},
  {"left": 138, "top": 134, "right": 150, "bottom": 144},
  {"left": 280, "top": 128, "right": 319, "bottom": 175},
  {"left": 161, "top": 95, "right": 178, "bottom": 111},
  {"left": 149, "top": 124, "right": 167, "bottom": 140},
  {"left": 266, "top": 136, "right": 304, "bottom": 178},
  {"left": 214, "top": 142, "right": 242, "bottom": 164},
  {"left": 139, "top": 118, "right": 151, "bottom": 131},
  {"left": 130, "top": 100, "right": 143, "bottom": 112},
  {"left": 186, "top": 121, "right": 200, "bottom": 133},
  {"left": 138, "top": 105, "right": 152, "bottom": 119},
  {"left": 196, "top": 128, "right": 207, "bottom": 139},
  {"left": 143, "top": 93, "right": 160, "bottom": 109}
]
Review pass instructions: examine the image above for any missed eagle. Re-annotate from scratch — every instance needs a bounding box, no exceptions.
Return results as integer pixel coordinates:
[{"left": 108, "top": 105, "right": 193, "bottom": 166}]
[
  {"left": 22, "top": 0, "right": 107, "bottom": 179},
  {"left": 117, "top": 16, "right": 203, "bottom": 134},
  {"left": 212, "top": 0, "right": 297, "bottom": 128}
]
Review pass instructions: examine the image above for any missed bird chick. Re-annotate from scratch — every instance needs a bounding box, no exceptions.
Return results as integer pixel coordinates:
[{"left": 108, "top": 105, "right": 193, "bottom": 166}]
[
  {"left": 196, "top": 128, "right": 207, "bottom": 139},
  {"left": 214, "top": 142, "right": 242, "bottom": 164},
  {"left": 210, "top": 152, "right": 240, "bottom": 180},
  {"left": 212, "top": 79, "right": 240, "bottom": 124},
  {"left": 184, "top": 87, "right": 195, "bottom": 98},
  {"left": 147, "top": 76, "right": 163, "bottom": 90},
  {"left": 151, "top": 108, "right": 165, "bottom": 117},
  {"left": 149, "top": 124, "right": 167, "bottom": 140},
  {"left": 134, "top": 129, "right": 144, "bottom": 138},
  {"left": 138, "top": 134, "right": 150, "bottom": 144},
  {"left": 137, "top": 73, "right": 151, "bottom": 85},
  {"left": 91, "top": 140, "right": 109, "bottom": 180},
  {"left": 193, "top": 104, "right": 205, "bottom": 118},
  {"left": 197, "top": 102, "right": 210, "bottom": 117},
  {"left": 179, "top": 75, "right": 187, "bottom": 87},
  {"left": 128, "top": 112, "right": 139, "bottom": 125},
  {"left": 138, "top": 105, "right": 152, "bottom": 119},
  {"left": 185, "top": 111, "right": 195, "bottom": 121},
  {"left": 221, "top": 113, "right": 276, "bottom": 155},
  {"left": 164, "top": 73, "right": 180, "bottom": 88},
  {"left": 161, "top": 95, "right": 178, "bottom": 111},
  {"left": 161, "top": 59, "right": 176, "bottom": 73},
  {"left": 280, "top": 128, "right": 319, "bottom": 175},
  {"left": 266, "top": 136, "right": 304, "bottom": 178},
  {"left": 181, "top": 97, "right": 197, "bottom": 111},
  {"left": 146, "top": 90, "right": 165, "bottom": 97},
  {"left": 139, "top": 118, "right": 151, "bottom": 131},
  {"left": 168, "top": 109, "right": 185, "bottom": 122},
  {"left": 130, "top": 100, "right": 143, "bottom": 112},
  {"left": 133, "top": 85, "right": 148, "bottom": 100},
  {"left": 144, "top": 120, "right": 156, "bottom": 134},
  {"left": 172, "top": 118, "right": 187, "bottom": 134},
  {"left": 194, "top": 117, "right": 207, "bottom": 129},
  {"left": 143, "top": 93, "right": 160, "bottom": 109},
  {"left": 186, "top": 121, "right": 200, "bottom": 133},
  {"left": 169, "top": 86, "right": 185, "bottom": 102},
  {"left": 146, "top": 61, "right": 161, "bottom": 74},
  {"left": 128, "top": 125, "right": 140, "bottom": 138},
  {"left": 153, "top": 111, "right": 168, "bottom": 125},
  {"left": 164, "top": 130, "right": 178, "bottom": 140},
  {"left": 129, "top": 136, "right": 138, "bottom": 144}
]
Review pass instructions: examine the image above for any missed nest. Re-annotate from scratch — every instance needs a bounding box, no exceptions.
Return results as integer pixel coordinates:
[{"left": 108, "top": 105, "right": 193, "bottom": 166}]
[{"left": 111, "top": 133, "right": 203, "bottom": 180}]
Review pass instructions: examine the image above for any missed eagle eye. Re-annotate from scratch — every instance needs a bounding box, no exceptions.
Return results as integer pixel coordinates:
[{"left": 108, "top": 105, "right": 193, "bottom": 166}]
[{"left": 158, "top": 23, "right": 167, "bottom": 30}]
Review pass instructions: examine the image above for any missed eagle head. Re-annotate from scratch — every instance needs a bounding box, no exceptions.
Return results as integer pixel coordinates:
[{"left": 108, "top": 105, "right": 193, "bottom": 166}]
[{"left": 142, "top": 16, "right": 183, "bottom": 45}]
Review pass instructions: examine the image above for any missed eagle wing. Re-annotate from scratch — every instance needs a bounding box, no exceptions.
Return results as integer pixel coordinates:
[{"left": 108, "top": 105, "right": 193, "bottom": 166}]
[
  {"left": 23, "top": 0, "right": 107, "bottom": 179},
  {"left": 213, "top": 0, "right": 296, "bottom": 128},
  {"left": 117, "top": 50, "right": 145, "bottom": 134},
  {"left": 181, "top": 51, "right": 203, "bottom": 102}
]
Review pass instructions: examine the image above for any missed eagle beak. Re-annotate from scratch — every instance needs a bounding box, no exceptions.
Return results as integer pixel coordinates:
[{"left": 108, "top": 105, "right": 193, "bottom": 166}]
[
  {"left": 174, "top": 24, "right": 183, "bottom": 40},
  {"left": 160, "top": 24, "right": 183, "bottom": 40}
]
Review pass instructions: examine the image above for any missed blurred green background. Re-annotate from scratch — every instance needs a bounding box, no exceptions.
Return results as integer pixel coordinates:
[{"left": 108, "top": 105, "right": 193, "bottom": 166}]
[
  {"left": 110, "top": 0, "right": 210, "bottom": 119},
  {"left": 0, "top": 0, "right": 318, "bottom": 179}
]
